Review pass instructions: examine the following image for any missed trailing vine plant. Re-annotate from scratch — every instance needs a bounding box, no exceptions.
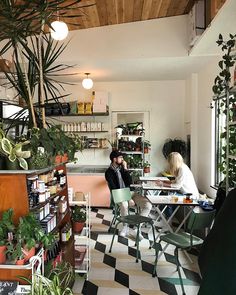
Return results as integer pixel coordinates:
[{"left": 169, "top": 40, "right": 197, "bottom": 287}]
[{"left": 212, "top": 34, "right": 236, "bottom": 189}]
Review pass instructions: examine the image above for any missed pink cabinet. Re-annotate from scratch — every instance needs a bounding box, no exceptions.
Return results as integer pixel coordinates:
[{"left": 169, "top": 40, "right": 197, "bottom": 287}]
[{"left": 67, "top": 174, "right": 110, "bottom": 207}]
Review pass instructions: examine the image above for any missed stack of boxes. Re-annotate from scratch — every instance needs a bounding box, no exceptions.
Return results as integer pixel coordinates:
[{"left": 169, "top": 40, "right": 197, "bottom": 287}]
[{"left": 92, "top": 91, "right": 109, "bottom": 114}]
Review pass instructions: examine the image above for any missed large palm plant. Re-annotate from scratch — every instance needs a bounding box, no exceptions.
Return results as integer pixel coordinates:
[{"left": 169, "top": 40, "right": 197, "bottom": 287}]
[{"left": 0, "top": 0, "right": 91, "bottom": 129}]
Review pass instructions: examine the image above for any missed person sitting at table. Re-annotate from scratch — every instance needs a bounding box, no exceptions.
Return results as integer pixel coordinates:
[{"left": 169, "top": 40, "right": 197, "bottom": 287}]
[
  {"left": 105, "top": 150, "right": 152, "bottom": 239},
  {"left": 157, "top": 152, "right": 199, "bottom": 199}
]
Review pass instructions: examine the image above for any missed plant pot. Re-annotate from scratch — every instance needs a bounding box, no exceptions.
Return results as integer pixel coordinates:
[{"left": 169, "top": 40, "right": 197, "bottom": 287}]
[
  {"left": 16, "top": 258, "right": 25, "bottom": 265},
  {"left": 0, "top": 245, "right": 6, "bottom": 264},
  {"left": 23, "top": 246, "right": 35, "bottom": 262},
  {"left": 43, "top": 249, "right": 48, "bottom": 261},
  {"left": 55, "top": 155, "right": 62, "bottom": 164},
  {"left": 5, "top": 159, "right": 20, "bottom": 170},
  {"left": 144, "top": 147, "right": 149, "bottom": 154},
  {"left": 144, "top": 167, "right": 150, "bottom": 173},
  {"left": 73, "top": 221, "right": 85, "bottom": 233}
]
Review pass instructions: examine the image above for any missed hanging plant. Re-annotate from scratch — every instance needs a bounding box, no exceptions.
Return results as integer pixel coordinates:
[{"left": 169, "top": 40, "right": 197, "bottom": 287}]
[
  {"left": 162, "top": 138, "right": 187, "bottom": 159},
  {"left": 212, "top": 34, "right": 236, "bottom": 188}
]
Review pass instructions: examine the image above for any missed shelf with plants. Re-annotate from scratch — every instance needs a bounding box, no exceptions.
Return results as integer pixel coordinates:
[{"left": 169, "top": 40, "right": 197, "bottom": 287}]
[
  {"left": 115, "top": 122, "right": 153, "bottom": 179},
  {"left": 0, "top": 163, "right": 75, "bottom": 281}
]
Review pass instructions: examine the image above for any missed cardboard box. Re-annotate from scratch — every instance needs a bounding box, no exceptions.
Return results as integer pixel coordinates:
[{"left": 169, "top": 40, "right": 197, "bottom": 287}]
[{"left": 74, "top": 191, "right": 85, "bottom": 201}]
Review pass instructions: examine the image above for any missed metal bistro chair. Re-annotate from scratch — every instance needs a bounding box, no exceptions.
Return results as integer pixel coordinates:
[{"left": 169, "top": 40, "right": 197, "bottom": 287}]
[
  {"left": 152, "top": 209, "right": 215, "bottom": 295},
  {"left": 108, "top": 187, "right": 156, "bottom": 263}
]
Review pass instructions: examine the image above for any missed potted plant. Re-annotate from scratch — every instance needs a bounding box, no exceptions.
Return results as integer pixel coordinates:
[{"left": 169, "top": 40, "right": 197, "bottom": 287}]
[
  {"left": 48, "top": 261, "right": 75, "bottom": 290},
  {"left": 143, "top": 140, "right": 151, "bottom": 154},
  {"left": 71, "top": 205, "right": 86, "bottom": 233},
  {"left": 0, "top": 127, "right": 31, "bottom": 170},
  {"left": 143, "top": 161, "right": 151, "bottom": 173},
  {"left": 162, "top": 138, "right": 187, "bottom": 159},
  {"left": 6, "top": 241, "right": 25, "bottom": 265},
  {"left": 19, "top": 273, "right": 73, "bottom": 295},
  {"left": 0, "top": 208, "right": 15, "bottom": 264},
  {"left": 0, "top": 228, "right": 7, "bottom": 264}
]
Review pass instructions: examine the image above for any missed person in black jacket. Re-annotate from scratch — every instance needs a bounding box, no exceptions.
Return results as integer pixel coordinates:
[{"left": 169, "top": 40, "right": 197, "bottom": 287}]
[{"left": 105, "top": 150, "right": 152, "bottom": 238}]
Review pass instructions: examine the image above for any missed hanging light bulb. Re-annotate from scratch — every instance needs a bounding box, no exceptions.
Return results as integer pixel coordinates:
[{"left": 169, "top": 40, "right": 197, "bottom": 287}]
[
  {"left": 82, "top": 73, "right": 93, "bottom": 89},
  {"left": 50, "top": 20, "right": 68, "bottom": 41}
]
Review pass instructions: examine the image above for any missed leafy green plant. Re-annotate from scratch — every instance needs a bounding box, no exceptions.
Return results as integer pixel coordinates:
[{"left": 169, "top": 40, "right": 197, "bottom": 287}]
[
  {"left": 0, "top": 0, "right": 93, "bottom": 130},
  {"left": 20, "top": 273, "right": 73, "bottom": 295},
  {"left": 212, "top": 34, "right": 236, "bottom": 188},
  {"left": 48, "top": 262, "right": 75, "bottom": 290},
  {"left": 0, "top": 127, "right": 31, "bottom": 170},
  {"left": 212, "top": 34, "right": 236, "bottom": 97},
  {"left": 71, "top": 205, "right": 86, "bottom": 223},
  {"left": 6, "top": 241, "right": 24, "bottom": 262},
  {"left": 0, "top": 208, "right": 15, "bottom": 246},
  {"left": 162, "top": 138, "right": 187, "bottom": 159}
]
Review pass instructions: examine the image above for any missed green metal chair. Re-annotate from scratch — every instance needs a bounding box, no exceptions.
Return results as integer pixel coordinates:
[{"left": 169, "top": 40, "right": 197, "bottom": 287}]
[
  {"left": 108, "top": 187, "right": 156, "bottom": 263},
  {"left": 153, "top": 209, "right": 215, "bottom": 295}
]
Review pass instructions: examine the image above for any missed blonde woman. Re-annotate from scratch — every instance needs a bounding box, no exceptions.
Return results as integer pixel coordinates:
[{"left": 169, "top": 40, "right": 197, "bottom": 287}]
[{"left": 158, "top": 152, "right": 199, "bottom": 199}]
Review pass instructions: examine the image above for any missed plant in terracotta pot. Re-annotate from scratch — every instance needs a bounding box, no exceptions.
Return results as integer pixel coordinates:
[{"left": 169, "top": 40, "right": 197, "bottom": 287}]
[
  {"left": 71, "top": 205, "right": 86, "bottom": 233},
  {"left": 143, "top": 140, "right": 151, "bottom": 154},
  {"left": 143, "top": 161, "right": 151, "bottom": 173},
  {"left": 16, "top": 213, "right": 46, "bottom": 262},
  {"left": 0, "top": 208, "right": 15, "bottom": 264},
  {"left": 6, "top": 241, "right": 25, "bottom": 265}
]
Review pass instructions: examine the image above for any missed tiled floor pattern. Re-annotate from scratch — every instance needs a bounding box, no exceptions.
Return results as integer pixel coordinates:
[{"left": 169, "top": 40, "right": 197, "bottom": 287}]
[{"left": 73, "top": 208, "right": 201, "bottom": 295}]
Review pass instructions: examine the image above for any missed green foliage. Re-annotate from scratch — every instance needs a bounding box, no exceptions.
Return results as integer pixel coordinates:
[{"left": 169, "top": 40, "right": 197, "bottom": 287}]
[
  {"left": 212, "top": 33, "right": 236, "bottom": 97},
  {"left": 48, "top": 262, "right": 75, "bottom": 290},
  {"left": 6, "top": 241, "right": 24, "bottom": 261},
  {"left": 0, "top": 208, "right": 15, "bottom": 246},
  {"left": 162, "top": 138, "right": 187, "bottom": 159},
  {"left": 213, "top": 34, "right": 236, "bottom": 186},
  {"left": 19, "top": 273, "right": 73, "bottom": 295},
  {"left": 0, "top": 126, "right": 31, "bottom": 170},
  {"left": 71, "top": 205, "right": 86, "bottom": 223}
]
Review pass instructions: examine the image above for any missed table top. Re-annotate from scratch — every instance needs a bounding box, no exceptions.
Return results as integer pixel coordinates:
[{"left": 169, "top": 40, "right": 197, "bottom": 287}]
[
  {"left": 142, "top": 182, "right": 177, "bottom": 191},
  {"left": 139, "top": 176, "right": 169, "bottom": 181},
  {"left": 145, "top": 194, "right": 199, "bottom": 206}
]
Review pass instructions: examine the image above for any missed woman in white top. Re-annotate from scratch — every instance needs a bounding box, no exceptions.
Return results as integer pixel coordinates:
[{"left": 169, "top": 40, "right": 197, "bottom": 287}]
[{"left": 159, "top": 152, "right": 199, "bottom": 199}]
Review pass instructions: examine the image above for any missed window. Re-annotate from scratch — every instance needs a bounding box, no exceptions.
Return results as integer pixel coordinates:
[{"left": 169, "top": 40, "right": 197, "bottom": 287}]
[
  {"left": 214, "top": 97, "right": 226, "bottom": 186},
  {"left": 214, "top": 93, "right": 236, "bottom": 186}
]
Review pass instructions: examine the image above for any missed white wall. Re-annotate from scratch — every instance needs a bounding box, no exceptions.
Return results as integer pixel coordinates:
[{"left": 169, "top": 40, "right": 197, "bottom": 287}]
[
  {"left": 188, "top": 57, "right": 220, "bottom": 197},
  {"left": 63, "top": 80, "right": 185, "bottom": 175}
]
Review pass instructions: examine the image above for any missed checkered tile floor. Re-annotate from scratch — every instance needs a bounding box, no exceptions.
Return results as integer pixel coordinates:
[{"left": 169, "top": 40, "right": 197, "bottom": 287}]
[{"left": 73, "top": 208, "right": 201, "bottom": 295}]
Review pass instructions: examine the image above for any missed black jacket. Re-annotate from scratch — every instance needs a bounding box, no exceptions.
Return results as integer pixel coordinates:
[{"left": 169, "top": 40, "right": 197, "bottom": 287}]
[
  {"left": 198, "top": 188, "right": 236, "bottom": 295},
  {"left": 105, "top": 166, "right": 133, "bottom": 191}
]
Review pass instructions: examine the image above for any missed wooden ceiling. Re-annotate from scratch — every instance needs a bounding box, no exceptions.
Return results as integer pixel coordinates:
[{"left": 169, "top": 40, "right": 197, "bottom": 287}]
[{"left": 62, "top": 0, "right": 196, "bottom": 31}]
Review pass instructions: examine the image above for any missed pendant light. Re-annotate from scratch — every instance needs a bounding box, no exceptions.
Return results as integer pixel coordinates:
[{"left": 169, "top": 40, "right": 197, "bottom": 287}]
[
  {"left": 50, "top": 4, "right": 68, "bottom": 41},
  {"left": 50, "top": 20, "right": 68, "bottom": 41},
  {"left": 82, "top": 73, "right": 93, "bottom": 89}
]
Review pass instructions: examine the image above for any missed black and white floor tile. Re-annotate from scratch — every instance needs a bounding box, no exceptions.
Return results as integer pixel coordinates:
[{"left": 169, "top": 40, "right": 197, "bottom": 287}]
[{"left": 73, "top": 208, "right": 201, "bottom": 295}]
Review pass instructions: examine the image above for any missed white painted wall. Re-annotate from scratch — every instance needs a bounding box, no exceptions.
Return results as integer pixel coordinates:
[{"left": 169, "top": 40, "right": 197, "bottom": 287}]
[
  {"left": 188, "top": 57, "right": 220, "bottom": 198},
  {"left": 63, "top": 80, "right": 185, "bottom": 175}
]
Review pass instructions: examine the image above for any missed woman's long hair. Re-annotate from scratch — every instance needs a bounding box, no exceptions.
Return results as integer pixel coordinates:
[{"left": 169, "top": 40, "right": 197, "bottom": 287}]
[{"left": 167, "top": 152, "right": 184, "bottom": 177}]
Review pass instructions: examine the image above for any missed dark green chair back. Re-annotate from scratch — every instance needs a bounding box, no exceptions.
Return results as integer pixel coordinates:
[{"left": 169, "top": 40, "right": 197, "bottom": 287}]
[
  {"left": 187, "top": 210, "right": 215, "bottom": 233},
  {"left": 112, "top": 188, "right": 132, "bottom": 204}
]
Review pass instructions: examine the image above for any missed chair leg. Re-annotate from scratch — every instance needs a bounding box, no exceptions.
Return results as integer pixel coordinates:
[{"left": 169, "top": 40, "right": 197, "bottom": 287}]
[
  {"left": 150, "top": 223, "right": 156, "bottom": 250},
  {"left": 152, "top": 242, "right": 161, "bottom": 277},
  {"left": 108, "top": 215, "right": 117, "bottom": 233},
  {"left": 174, "top": 248, "right": 186, "bottom": 295},
  {"left": 109, "top": 222, "right": 120, "bottom": 253},
  {"left": 136, "top": 225, "right": 140, "bottom": 263}
]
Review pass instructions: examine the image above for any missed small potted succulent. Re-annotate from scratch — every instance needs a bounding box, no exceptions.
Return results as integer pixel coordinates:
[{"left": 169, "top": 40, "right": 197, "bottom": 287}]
[{"left": 71, "top": 205, "right": 86, "bottom": 233}]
